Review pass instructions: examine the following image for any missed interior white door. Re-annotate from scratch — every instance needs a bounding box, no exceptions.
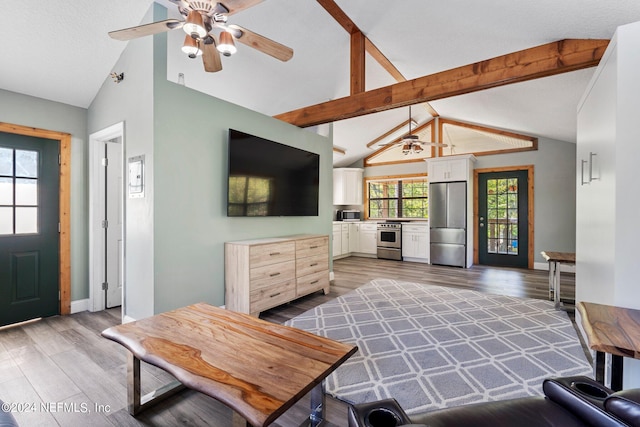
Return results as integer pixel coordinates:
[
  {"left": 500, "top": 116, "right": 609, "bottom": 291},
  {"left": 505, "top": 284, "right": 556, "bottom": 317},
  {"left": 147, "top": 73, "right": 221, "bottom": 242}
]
[{"left": 105, "top": 139, "right": 123, "bottom": 308}]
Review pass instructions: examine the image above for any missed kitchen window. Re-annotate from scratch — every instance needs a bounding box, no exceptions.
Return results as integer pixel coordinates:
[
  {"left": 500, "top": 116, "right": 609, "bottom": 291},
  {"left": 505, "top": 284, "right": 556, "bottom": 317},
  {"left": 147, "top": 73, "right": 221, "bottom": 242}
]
[{"left": 367, "top": 177, "right": 428, "bottom": 219}]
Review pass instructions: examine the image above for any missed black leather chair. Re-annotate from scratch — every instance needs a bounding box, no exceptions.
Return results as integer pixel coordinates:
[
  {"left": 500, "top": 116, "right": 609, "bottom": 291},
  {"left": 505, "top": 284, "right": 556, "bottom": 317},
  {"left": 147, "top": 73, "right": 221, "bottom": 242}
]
[
  {"left": 348, "top": 376, "right": 640, "bottom": 427},
  {"left": 0, "top": 400, "right": 18, "bottom": 427}
]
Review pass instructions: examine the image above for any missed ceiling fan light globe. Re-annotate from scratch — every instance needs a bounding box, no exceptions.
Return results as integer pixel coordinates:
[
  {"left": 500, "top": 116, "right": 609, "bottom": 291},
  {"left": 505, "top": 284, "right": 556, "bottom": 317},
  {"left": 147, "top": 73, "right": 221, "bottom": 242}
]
[
  {"left": 183, "top": 10, "right": 207, "bottom": 39},
  {"left": 182, "top": 34, "right": 202, "bottom": 57},
  {"left": 217, "top": 31, "right": 237, "bottom": 56}
]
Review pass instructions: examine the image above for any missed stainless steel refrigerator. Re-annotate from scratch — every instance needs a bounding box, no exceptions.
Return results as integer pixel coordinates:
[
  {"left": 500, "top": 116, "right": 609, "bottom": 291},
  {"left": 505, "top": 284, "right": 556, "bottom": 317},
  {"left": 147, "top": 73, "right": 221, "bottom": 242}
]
[{"left": 430, "top": 181, "right": 467, "bottom": 267}]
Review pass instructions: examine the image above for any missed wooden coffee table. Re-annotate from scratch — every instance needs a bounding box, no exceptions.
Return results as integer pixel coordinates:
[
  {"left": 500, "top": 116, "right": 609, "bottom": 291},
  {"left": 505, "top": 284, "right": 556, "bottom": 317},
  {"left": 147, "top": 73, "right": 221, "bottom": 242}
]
[{"left": 101, "top": 303, "right": 357, "bottom": 426}]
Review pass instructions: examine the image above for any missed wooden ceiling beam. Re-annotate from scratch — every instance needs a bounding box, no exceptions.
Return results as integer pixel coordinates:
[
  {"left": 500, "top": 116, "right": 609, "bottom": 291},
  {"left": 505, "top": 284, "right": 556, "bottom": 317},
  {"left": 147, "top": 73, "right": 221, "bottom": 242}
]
[
  {"left": 351, "top": 31, "right": 366, "bottom": 94},
  {"left": 274, "top": 39, "right": 609, "bottom": 127},
  {"left": 316, "top": 0, "right": 359, "bottom": 34}
]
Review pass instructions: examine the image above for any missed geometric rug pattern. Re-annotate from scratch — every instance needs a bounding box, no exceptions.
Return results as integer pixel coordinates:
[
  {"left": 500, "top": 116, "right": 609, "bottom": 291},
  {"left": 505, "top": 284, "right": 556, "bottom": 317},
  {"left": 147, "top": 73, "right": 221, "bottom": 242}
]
[{"left": 285, "top": 278, "right": 593, "bottom": 415}]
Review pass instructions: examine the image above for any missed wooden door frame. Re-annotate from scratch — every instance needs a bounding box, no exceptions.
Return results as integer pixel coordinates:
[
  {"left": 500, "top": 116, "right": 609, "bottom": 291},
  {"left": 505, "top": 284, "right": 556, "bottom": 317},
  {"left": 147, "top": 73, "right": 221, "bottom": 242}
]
[
  {"left": 473, "top": 165, "right": 534, "bottom": 269},
  {"left": 0, "top": 122, "right": 71, "bottom": 315}
]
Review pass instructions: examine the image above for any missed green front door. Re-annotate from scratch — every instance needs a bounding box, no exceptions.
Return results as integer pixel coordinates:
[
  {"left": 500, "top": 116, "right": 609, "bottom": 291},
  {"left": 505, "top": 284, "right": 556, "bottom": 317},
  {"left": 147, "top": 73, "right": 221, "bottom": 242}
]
[
  {"left": 478, "top": 170, "right": 529, "bottom": 268},
  {"left": 0, "top": 132, "right": 60, "bottom": 326}
]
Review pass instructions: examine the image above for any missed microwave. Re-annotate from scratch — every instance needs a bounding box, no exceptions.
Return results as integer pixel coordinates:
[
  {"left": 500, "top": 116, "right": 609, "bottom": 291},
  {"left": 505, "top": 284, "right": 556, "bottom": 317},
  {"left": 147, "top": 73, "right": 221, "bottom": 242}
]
[{"left": 337, "top": 210, "right": 361, "bottom": 221}]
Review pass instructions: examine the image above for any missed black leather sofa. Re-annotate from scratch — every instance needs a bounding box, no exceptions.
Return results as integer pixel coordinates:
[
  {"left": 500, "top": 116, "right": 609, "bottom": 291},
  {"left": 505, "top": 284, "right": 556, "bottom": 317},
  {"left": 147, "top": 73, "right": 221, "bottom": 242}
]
[{"left": 348, "top": 376, "right": 640, "bottom": 427}]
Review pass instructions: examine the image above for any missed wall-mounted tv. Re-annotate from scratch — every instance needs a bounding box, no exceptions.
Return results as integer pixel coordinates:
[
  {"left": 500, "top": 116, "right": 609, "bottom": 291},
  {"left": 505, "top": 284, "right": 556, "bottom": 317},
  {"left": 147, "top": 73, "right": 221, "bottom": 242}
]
[{"left": 227, "top": 129, "right": 320, "bottom": 217}]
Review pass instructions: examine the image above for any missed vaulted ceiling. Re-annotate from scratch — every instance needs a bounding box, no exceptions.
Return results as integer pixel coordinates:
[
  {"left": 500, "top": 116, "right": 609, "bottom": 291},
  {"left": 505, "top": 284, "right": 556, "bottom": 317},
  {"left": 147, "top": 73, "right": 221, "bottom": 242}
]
[{"left": 3, "top": 0, "right": 640, "bottom": 167}]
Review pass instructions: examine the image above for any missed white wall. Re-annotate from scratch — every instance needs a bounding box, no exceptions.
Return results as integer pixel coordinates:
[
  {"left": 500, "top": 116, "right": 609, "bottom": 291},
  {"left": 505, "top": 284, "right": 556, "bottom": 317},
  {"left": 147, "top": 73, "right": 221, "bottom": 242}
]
[
  {"left": 88, "top": 6, "right": 156, "bottom": 320},
  {"left": 576, "top": 21, "right": 640, "bottom": 388}
]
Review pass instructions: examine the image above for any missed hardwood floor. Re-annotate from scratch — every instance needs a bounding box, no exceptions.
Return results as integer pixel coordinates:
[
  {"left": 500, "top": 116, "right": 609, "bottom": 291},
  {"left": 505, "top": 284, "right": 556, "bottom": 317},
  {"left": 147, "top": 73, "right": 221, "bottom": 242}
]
[{"left": 0, "top": 257, "right": 577, "bottom": 426}]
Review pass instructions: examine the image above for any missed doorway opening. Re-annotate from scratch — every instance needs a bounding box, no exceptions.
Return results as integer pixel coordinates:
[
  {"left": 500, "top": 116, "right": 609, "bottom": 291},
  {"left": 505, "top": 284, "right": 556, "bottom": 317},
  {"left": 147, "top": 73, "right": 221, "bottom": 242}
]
[
  {"left": 0, "top": 122, "right": 71, "bottom": 322},
  {"left": 89, "top": 123, "right": 124, "bottom": 312}
]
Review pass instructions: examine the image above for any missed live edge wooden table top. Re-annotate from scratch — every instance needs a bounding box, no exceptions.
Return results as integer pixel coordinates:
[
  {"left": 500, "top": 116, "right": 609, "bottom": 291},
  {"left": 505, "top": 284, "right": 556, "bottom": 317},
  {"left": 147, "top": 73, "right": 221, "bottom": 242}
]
[
  {"left": 577, "top": 302, "right": 640, "bottom": 359},
  {"left": 101, "top": 303, "right": 357, "bottom": 427}
]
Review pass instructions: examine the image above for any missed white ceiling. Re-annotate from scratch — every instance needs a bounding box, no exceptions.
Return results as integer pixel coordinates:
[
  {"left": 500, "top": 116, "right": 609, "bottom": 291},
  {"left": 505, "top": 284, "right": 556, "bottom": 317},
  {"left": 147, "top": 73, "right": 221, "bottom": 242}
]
[{"left": 3, "top": 1, "right": 640, "bottom": 167}]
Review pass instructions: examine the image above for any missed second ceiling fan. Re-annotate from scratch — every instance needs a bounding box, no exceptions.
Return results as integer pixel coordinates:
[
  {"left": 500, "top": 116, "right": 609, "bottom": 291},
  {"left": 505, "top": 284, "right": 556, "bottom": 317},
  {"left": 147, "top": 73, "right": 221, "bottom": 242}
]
[
  {"left": 380, "top": 106, "right": 448, "bottom": 155},
  {"left": 108, "top": 0, "right": 293, "bottom": 73}
]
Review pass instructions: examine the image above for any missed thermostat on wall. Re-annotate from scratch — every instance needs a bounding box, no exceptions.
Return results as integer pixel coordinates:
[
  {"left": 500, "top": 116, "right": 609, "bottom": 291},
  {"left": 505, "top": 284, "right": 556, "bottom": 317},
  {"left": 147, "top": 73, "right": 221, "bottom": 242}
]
[{"left": 128, "top": 155, "right": 144, "bottom": 198}]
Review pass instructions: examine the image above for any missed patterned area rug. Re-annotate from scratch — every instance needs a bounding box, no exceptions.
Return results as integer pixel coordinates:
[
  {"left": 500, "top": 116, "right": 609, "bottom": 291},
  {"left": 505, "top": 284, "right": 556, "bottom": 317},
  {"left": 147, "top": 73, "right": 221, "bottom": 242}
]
[{"left": 285, "top": 278, "right": 592, "bottom": 415}]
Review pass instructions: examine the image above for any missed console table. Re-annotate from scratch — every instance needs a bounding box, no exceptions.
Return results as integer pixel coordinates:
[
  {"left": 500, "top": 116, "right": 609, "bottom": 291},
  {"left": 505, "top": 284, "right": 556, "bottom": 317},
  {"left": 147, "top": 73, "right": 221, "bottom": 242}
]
[
  {"left": 102, "top": 303, "right": 357, "bottom": 426},
  {"left": 541, "top": 251, "right": 575, "bottom": 309},
  {"left": 577, "top": 301, "right": 640, "bottom": 391}
]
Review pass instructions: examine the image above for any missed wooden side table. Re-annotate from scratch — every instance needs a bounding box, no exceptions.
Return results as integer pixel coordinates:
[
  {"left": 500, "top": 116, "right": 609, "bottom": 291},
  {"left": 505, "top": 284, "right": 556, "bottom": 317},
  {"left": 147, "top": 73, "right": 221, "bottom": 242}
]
[
  {"left": 541, "top": 251, "right": 575, "bottom": 309},
  {"left": 577, "top": 301, "right": 640, "bottom": 391}
]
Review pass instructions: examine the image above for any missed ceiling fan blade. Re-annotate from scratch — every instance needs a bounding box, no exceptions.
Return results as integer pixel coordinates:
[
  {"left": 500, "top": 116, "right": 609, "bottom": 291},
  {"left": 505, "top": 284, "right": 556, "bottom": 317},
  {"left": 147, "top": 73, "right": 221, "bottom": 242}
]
[
  {"left": 109, "top": 19, "right": 184, "bottom": 41},
  {"left": 222, "top": 0, "right": 265, "bottom": 15},
  {"left": 202, "top": 42, "right": 223, "bottom": 72},
  {"left": 227, "top": 24, "right": 293, "bottom": 61}
]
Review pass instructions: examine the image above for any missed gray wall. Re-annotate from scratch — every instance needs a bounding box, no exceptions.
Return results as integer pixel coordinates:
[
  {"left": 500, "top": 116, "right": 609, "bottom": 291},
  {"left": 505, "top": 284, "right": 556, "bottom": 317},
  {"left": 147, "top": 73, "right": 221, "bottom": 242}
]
[
  {"left": 151, "top": 8, "right": 333, "bottom": 313},
  {"left": 361, "top": 137, "right": 577, "bottom": 264},
  {"left": 0, "top": 89, "right": 89, "bottom": 301}
]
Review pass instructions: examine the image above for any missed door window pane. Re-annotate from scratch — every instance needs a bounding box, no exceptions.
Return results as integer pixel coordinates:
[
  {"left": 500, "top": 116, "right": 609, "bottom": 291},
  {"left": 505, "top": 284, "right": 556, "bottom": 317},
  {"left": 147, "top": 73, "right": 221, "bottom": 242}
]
[
  {"left": 16, "top": 150, "right": 38, "bottom": 178},
  {"left": 0, "top": 207, "right": 12, "bottom": 234},
  {"left": 15, "top": 207, "right": 38, "bottom": 234},
  {"left": 486, "top": 177, "right": 519, "bottom": 255},
  {"left": 16, "top": 178, "right": 37, "bottom": 205},
  {"left": 0, "top": 147, "right": 12, "bottom": 175},
  {"left": 0, "top": 177, "right": 11, "bottom": 205}
]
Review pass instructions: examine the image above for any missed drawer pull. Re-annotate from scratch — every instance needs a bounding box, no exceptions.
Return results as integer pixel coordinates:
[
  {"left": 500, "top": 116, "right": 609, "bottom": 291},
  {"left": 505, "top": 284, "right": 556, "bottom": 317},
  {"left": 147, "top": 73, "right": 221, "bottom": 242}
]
[
  {"left": 310, "top": 263, "right": 318, "bottom": 267},
  {"left": 269, "top": 292, "right": 281, "bottom": 298},
  {"left": 310, "top": 280, "right": 319, "bottom": 285},
  {"left": 269, "top": 272, "right": 281, "bottom": 277},
  {"left": 310, "top": 245, "right": 318, "bottom": 249},
  {"left": 270, "top": 252, "right": 281, "bottom": 256}
]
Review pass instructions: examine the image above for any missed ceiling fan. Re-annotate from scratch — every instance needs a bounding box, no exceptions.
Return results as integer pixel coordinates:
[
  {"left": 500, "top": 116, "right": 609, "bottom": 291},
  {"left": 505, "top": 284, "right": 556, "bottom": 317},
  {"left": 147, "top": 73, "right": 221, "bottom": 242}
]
[
  {"left": 108, "top": 0, "right": 293, "bottom": 73},
  {"left": 380, "top": 106, "right": 448, "bottom": 155}
]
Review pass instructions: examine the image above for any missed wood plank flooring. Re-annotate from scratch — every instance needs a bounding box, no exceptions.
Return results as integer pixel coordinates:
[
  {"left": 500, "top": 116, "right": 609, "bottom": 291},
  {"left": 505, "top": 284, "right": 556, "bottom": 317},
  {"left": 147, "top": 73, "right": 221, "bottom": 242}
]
[{"left": 0, "top": 257, "right": 578, "bottom": 427}]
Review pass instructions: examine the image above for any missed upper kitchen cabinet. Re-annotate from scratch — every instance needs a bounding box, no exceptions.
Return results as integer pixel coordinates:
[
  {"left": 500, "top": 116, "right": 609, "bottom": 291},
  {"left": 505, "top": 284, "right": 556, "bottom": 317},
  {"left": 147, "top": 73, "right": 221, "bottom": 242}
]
[
  {"left": 333, "top": 168, "right": 364, "bottom": 205},
  {"left": 427, "top": 155, "right": 476, "bottom": 183}
]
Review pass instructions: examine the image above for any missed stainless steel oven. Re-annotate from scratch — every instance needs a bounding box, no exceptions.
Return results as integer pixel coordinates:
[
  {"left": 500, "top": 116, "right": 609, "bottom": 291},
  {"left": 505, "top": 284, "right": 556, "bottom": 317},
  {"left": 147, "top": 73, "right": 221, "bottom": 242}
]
[{"left": 377, "top": 222, "right": 402, "bottom": 260}]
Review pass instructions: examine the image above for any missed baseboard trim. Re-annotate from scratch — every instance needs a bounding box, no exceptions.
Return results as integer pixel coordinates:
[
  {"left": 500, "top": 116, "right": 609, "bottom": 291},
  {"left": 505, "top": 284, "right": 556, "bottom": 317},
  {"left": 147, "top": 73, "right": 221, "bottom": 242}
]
[
  {"left": 534, "top": 261, "right": 575, "bottom": 273},
  {"left": 70, "top": 299, "right": 89, "bottom": 314}
]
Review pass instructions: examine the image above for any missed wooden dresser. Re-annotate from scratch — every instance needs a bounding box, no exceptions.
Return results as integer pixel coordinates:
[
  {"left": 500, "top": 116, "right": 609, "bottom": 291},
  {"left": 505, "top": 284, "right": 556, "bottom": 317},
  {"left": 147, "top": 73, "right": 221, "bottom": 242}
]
[{"left": 225, "top": 234, "right": 330, "bottom": 316}]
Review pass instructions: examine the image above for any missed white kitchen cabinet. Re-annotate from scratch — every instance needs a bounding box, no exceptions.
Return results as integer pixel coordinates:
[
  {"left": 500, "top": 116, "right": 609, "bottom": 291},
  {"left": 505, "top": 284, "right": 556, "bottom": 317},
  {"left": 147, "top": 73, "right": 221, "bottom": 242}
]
[
  {"left": 402, "top": 223, "right": 429, "bottom": 263},
  {"left": 332, "top": 224, "right": 342, "bottom": 257},
  {"left": 333, "top": 168, "right": 364, "bottom": 205},
  {"left": 358, "top": 223, "right": 377, "bottom": 255},
  {"left": 341, "top": 224, "right": 349, "bottom": 256},
  {"left": 426, "top": 155, "right": 475, "bottom": 183},
  {"left": 349, "top": 223, "right": 360, "bottom": 253}
]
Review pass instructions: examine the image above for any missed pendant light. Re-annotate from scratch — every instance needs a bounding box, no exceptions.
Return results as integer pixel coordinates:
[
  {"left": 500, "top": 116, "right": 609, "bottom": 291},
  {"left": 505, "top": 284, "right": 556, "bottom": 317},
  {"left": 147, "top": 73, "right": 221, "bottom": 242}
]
[
  {"left": 217, "top": 31, "right": 237, "bottom": 56},
  {"left": 183, "top": 10, "right": 207, "bottom": 39}
]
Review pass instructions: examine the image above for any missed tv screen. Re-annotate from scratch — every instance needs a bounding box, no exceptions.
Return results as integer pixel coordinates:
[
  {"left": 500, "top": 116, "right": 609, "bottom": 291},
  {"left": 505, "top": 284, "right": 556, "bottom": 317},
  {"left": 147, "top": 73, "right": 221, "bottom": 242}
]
[{"left": 227, "top": 129, "right": 320, "bottom": 217}]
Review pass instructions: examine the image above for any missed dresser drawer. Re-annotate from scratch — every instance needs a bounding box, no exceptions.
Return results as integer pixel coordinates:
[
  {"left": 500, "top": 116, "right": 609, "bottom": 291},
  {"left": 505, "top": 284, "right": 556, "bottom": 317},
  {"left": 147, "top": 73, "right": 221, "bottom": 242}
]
[
  {"left": 296, "top": 253, "right": 328, "bottom": 278},
  {"left": 250, "top": 242, "right": 295, "bottom": 268},
  {"left": 250, "top": 280, "right": 296, "bottom": 313},
  {"left": 297, "top": 270, "right": 329, "bottom": 297},
  {"left": 250, "top": 261, "right": 295, "bottom": 291},
  {"left": 296, "top": 236, "right": 329, "bottom": 258}
]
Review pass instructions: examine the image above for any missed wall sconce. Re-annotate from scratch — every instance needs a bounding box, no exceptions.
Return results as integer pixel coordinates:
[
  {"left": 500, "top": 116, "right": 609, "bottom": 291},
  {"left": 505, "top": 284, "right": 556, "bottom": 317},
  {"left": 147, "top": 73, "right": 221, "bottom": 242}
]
[{"left": 110, "top": 72, "right": 124, "bottom": 84}]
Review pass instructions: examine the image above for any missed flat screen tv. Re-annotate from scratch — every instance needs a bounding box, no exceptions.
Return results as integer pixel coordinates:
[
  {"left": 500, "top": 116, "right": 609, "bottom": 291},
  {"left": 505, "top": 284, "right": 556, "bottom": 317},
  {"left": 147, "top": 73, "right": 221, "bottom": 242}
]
[{"left": 227, "top": 129, "right": 320, "bottom": 217}]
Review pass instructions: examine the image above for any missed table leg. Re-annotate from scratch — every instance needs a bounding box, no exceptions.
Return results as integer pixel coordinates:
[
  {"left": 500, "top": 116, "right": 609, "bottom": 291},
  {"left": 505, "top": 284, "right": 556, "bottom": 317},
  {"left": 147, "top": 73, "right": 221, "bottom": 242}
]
[
  {"left": 611, "top": 355, "right": 624, "bottom": 392},
  {"left": 553, "top": 262, "right": 562, "bottom": 309},
  {"left": 309, "top": 382, "right": 326, "bottom": 427},
  {"left": 126, "top": 352, "right": 186, "bottom": 416},
  {"left": 548, "top": 261, "right": 554, "bottom": 301},
  {"left": 594, "top": 351, "right": 606, "bottom": 386}
]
